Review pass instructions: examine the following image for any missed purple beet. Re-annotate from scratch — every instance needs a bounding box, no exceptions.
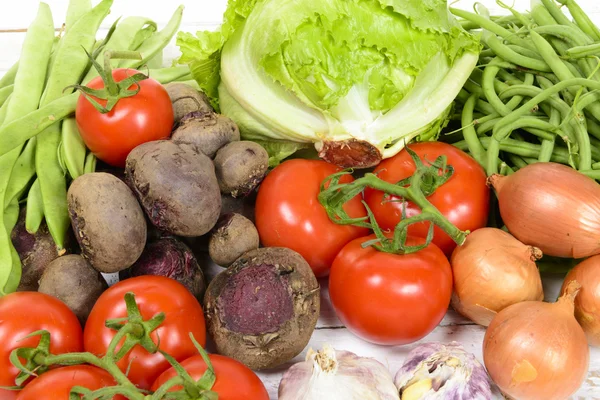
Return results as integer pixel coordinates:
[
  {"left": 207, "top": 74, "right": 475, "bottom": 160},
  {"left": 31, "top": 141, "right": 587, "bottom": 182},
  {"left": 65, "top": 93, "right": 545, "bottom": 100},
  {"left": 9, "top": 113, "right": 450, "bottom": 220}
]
[
  {"left": 204, "top": 247, "right": 320, "bottom": 370},
  {"left": 119, "top": 237, "right": 206, "bottom": 300}
]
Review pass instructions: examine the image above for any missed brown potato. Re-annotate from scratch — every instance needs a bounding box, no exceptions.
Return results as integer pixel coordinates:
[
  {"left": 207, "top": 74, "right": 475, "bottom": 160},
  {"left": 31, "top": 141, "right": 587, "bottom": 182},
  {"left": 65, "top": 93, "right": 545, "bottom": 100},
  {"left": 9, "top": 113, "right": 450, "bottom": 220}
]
[
  {"left": 204, "top": 247, "right": 320, "bottom": 370},
  {"left": 68, "top": 172, "right": 147, "bottom": 273},
  {"left": 38, "top": 254, "right": 107, "bottom": 325},
  {"left": 125, "top": 140, "right": 221, "bottom": 237}
]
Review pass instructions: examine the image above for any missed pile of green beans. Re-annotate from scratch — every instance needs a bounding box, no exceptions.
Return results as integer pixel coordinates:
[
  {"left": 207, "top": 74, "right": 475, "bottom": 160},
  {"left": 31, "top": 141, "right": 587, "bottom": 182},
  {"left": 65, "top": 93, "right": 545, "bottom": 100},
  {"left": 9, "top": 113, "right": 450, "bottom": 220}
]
[
  {"left": 0, "top": 0, "right": 189, "bottom": 295},
  {"left": 449, "top": 0, "right": 600, "bottom": 180}
]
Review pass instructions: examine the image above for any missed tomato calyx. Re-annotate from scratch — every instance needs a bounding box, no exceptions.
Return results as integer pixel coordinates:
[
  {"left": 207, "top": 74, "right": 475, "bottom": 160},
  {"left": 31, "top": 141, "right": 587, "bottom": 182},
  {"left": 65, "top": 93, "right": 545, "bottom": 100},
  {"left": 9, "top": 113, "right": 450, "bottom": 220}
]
[
  {"left": 69, "top": 49, "right": 149, "bottom": 114},
  {"left": 319, "top": 148, "right": 469, "bottom": 255},
  {"left": 153, "top": 334, "right": 219, "bottom": 400}
]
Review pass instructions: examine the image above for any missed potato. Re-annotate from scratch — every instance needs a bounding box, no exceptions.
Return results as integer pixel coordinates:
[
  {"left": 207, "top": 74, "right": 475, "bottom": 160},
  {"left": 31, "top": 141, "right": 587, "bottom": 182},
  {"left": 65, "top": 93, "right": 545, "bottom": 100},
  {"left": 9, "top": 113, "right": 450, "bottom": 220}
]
[
  {"left": 204, "top": 247, "right": 320, "bottom": 370},
  {"left": 38, "top": 254, "right": 107, "bottom": 325},
  {"left": 172, "top": 111, "right": 240, "bottom": 158},
  {"left": 125, "top": 140, "right": 221, "bottom": 237},
  {"left": 68, "top": 172, "right": 147, "bottom": 273},
  {"left": 209, "top": 213, "right": 259, "bottom": 267},
  {"left": 214, "top": 141, "right": 269, "bottom": 197},
  {"left": 165, "top": 82, "right": 213, "bottom": 124}
]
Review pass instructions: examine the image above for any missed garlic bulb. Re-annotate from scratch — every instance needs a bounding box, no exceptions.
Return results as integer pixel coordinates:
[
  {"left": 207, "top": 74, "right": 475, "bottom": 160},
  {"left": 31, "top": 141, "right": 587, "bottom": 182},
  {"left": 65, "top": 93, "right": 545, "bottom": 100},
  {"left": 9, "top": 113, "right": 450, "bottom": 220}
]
[
  {"left": 394, "top": 342, "right": 503, "bottom": 400},
  {"left": 278, "top": 345, "right": 399, "bottom": 400}
]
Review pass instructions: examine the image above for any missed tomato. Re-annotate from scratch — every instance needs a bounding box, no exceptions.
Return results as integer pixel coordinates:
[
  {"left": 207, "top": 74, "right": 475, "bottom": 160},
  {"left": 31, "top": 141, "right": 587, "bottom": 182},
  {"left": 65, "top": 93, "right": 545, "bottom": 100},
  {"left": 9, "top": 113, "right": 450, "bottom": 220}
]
[
  {"left": 16, "top": 365, "right": 126, "bottom": 400},
  {"left": 0, "top": 292, "right": 83, "bottom": 400},
  {"left": 255, "top": 159, "right": 369, "bottom": 277},
  {"left": 329, "top": 234, "right": 452, "bottom": 345},
  {"left": 83, "top": 276, "right": 206, "bottom": 390},
  {"left": 151, "top": 354, "right": 269, "bottom": 399},
  {"left": 75, "top": 68, "right": 174, "bottom": 168},
  {"left": 364, "top": 142, "right": 489, "bottom": 255}
]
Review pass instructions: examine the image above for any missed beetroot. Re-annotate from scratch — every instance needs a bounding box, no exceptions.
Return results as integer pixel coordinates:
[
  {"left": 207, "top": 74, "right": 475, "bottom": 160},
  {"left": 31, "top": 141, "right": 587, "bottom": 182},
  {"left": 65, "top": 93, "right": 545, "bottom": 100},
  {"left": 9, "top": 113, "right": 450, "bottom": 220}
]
[{"left": 120, "top": 237, "right": 206, "bottom": 300}]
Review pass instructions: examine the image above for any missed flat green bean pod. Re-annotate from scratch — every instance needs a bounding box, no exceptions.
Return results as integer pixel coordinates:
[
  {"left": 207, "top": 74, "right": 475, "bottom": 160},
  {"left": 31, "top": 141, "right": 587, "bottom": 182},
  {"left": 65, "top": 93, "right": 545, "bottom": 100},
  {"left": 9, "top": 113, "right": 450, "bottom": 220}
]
[
  {"left": 61, "top": 118, "right": 86, "bottom": 179},
  {"left": 0, "top": 61, "right": 19, "bottom": 89},
  {"left": 0, "top": 2, "right": 54, "bottom": 295},
  {"left": 25, "top": 178, "right": 44, "bottom": 234}
]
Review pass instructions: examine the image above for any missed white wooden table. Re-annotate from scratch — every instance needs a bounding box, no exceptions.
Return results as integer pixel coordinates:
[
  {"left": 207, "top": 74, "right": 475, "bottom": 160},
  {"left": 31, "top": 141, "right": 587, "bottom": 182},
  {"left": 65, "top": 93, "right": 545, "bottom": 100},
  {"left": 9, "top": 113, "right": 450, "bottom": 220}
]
[{"left": 1, "top": 0, "right": 600, "bottom": 398}]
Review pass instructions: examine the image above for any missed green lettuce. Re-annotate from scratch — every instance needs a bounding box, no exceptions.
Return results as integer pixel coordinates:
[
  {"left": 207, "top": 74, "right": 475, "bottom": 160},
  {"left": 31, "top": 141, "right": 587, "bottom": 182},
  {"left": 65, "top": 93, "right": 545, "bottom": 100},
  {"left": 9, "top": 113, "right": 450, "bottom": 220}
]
[{"left": 177, "top": 0, "right": 480, "bottom": 164}]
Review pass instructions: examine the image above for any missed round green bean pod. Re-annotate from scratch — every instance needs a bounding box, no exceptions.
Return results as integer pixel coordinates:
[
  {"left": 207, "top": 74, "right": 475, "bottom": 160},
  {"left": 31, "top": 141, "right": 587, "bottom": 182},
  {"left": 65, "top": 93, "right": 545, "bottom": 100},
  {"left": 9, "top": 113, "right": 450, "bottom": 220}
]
[
  {"left": 557, "top": 0, "right": 600, "bottom": 42},
  {"left": 461, "top": 93, "right": 487, "bottom": 166},
  {"left": 450, "top": 7, "right": 537, "bottom": 51},
  {"left": 460, "top": 20, "right": 481, "bottom": 31},
  {"left": 566, "top": 43, "right": 600, "bottom": 59},
  {"left": 83, "top": 152, "right": 97, "bottom": 174},
  {"left": 534, "top": 25, "right": 592, "bottom": 47},
  {"left": 494, "top": 78, "right": 600, "bottom": 171},
  {"left": 507, "top": 45, "right": 544, "bottom": 60},
  {"left": 586, "top": 117, "right": 600, "bottom": 140},
  {"left": 507, "top": 153, "right": 528, "bottom": 169},
  {"left": 484, "top": 34, "right": 552, "bottom": 71},
  {"left": 540, "top": 0, "right": 575, "bottom": 27}
]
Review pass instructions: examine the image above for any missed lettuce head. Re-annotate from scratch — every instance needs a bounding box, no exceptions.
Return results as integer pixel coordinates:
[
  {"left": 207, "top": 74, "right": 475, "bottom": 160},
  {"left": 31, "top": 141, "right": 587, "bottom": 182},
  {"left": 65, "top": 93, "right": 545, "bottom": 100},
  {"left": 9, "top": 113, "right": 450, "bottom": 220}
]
[{"left": 177, "top": 0, "right": 480, "bottom": 167}]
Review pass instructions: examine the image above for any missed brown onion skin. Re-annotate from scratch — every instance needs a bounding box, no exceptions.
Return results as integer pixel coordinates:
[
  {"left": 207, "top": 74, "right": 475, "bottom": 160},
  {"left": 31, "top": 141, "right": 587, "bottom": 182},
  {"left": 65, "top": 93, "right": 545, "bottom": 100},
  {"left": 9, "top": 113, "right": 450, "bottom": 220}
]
[
  {"left": 451, "top": 228, "right": 544, "bottom": 326},
  {"left": 489, "top": 162, "right": 600, "bottom": 258},
  {"left": 561, "top": 255, "right": 600, "bottom": 346},
  {"left": 483, "top": 281, "right": 589, "bottom": 400}
]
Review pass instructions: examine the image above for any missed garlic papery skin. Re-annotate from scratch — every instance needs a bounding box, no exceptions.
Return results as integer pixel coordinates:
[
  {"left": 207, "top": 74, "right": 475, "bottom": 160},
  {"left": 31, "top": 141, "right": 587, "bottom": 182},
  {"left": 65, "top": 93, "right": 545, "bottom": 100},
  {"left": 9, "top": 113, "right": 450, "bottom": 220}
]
[
  {"left": 278, "top": 345, "right": 399, "bottom": 400},
  {"left": 394, "top": 342, "right": 503, "bottom": 400}
]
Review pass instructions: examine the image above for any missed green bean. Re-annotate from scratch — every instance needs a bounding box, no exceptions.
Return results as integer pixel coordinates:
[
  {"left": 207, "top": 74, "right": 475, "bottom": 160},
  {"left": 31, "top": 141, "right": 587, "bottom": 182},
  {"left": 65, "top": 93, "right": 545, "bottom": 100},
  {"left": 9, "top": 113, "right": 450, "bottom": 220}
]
[
  {"left": 479, "top": 117, "right": 557, "bottom": 141},
  {"left": 586, "top": 117, "right": 600, "bottom": 140},
  {"left": 0, "top": 2, "right": 54, "bottom": 295},
  {"left": 485, "top": 35, "right": 552, "bottom": 72},
  {"left": 557, "top": 0, "right": 600, "bottom": 41},
  {"left": 82, "top": 16, "right": 158, "bottom": 84},
  {"left": 83, "top": 152, "right": 97, "bottom": 174},
  {"left": 0, "top": 61, "right": 19, "bottom": 90},
  {"left": 461, "top": 94, "right": 487, "bottom": 166},
  {"left": 531, "top": 30, "right": 600, "bottom": 122},
  {"left": 0, "top": 93, "right": 78, "bottom": 156},
  {"left": 120, "top": 6, "right": 184, "bottom": 69},
  {"left": 460, "top": 19, "right": 481, "bottom": 31},
  {"left": 593, "top": 161, "right": 600, "bottom": 170},
  {"left": 493, "top": 78, "right": 600, "bottom": 172},
  {"left": 507, "top": 45, "right": 545, "bottom": 60},
  {"left": 534, "top": 25, "right": 592, "bottom": 46},
  {"left": 567, "top": 43, "right": 600, "bottom": 58},
  {"left": 25, "top": 179, "right": 44, "bottom": 234},
  {"left": 65, "top": 0, "right": 92, "bottom": 33},
  {"left": 454, "top": 136, "right": 571, "bottom": 164},
  {"left": 508, "top": 154, "right": 529, "bottom": 169},
  {"left": 496, "top": 0, "right": 532, "bottom": 27},
  {"left": 149, "top": 65, "right": 191, "bottom": 84},
  {"left": 61, "top": 118, "right": 86, "bottom": 179},
  {"left": 451, "top": 7, "right": 537, "bottom": 51},
  {"left": 5, "top": 138, "right": 36, "bottom": 205},
  {"left": 0, "top": 85, "right": 13, "bottom": 108},
  {"left": 36, "top": 0, "right": 112, "bottom": 250},
  {"left": 539, "top": 107, "right": 559, "bottom": 162},
  {"left": 540, "top": 0, "right": 574, "bottom": 27},
  {"left": 457, "top": 89, "right": 496, "bottom": 115}
]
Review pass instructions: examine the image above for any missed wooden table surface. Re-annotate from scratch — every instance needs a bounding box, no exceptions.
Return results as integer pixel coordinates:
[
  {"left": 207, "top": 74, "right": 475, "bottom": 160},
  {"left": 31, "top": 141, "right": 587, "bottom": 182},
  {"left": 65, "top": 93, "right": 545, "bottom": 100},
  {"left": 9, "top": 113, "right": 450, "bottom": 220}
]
[{"left": 1, "top": 0, "right": 599, "bottom": 398}]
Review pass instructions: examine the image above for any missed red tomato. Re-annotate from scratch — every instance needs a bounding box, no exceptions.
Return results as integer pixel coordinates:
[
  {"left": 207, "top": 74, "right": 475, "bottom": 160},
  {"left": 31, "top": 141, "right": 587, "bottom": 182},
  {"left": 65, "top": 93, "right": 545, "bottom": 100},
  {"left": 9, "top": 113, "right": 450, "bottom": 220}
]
[
  {"left": 329, "top": 235, "right": 453, "bottom": 345},
  {"left": 364, "top": 142, "right": 489, "bottom": 255},
  {"left": 151, "top": 354, "right": 269, "bottom": 400},
  {"left": 83, "top": 276, "right": 206, "bottom": 390},
  {"left": 16, "top": 365, "right": 126, "bottom": 400},
  {"left": 0, "top": 292, "right": 83, "bottom": 400},
  {"left": 75, "top": 68, "right": 174, "bottom": 168},
  {"left": 255, "top": 159, "right": 369, "bottom": 277}
]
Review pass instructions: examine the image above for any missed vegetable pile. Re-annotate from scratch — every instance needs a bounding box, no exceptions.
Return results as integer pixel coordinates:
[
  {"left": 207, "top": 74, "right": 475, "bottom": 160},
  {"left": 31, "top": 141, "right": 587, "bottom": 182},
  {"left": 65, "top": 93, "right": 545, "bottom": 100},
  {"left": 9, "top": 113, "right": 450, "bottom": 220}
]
[{"left": 2, "top": 0, "right": 600, "bottom": 399}]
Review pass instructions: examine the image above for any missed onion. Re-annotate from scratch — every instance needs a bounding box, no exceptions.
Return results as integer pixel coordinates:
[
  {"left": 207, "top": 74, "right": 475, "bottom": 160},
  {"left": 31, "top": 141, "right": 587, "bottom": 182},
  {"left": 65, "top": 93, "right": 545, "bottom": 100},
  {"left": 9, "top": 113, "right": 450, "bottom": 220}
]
[
  {"left": 450, "top": 228, "right": 544, "bottom": 326},
  {"left": 489, "top": 162, "right": 600, "bottom": 258},
  {"left": 483, "top": 281, "right": 589, "bottom": 400},
  {"left": 561, "top": 255, "right": 600, "bottom": 346}
]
